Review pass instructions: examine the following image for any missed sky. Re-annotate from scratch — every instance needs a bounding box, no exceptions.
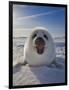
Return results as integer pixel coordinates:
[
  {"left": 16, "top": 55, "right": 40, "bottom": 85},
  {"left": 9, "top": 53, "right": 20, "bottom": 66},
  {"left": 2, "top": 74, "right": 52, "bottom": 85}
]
[{"left": 13, "top": 4, "right": 65, "bottom": 38}]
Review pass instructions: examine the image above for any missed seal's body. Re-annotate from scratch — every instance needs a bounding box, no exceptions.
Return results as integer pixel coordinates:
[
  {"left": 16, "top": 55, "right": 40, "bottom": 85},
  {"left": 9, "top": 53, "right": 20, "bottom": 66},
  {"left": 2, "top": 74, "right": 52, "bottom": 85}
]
[{"left": 23, "top": 27, "right": 56, "bottom": 66}]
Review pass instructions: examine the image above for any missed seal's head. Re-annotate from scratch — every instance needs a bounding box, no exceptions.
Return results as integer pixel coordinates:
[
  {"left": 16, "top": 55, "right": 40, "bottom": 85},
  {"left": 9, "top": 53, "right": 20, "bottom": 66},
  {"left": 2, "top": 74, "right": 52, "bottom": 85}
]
[{"left": 31, "top": 28, "right": 49, "bottom": 55}]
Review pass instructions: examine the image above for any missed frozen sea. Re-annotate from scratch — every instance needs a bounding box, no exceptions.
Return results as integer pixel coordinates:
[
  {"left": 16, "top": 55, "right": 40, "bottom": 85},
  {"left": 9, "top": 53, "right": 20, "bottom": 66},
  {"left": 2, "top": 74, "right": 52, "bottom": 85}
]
[{"left": 13, "top": 37, "right": 65, "bottom": 86}]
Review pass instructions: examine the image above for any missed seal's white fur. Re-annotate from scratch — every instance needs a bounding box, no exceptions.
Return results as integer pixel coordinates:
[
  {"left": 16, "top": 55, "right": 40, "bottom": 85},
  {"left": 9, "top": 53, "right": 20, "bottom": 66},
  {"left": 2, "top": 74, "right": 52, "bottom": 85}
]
[{"left": 23, "top": 27, "right": 56, "bottom": 66}]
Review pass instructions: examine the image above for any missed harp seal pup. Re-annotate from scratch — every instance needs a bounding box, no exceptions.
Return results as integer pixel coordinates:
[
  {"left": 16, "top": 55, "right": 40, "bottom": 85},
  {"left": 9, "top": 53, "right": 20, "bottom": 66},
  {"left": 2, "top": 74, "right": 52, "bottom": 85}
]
[{"left": 23, "top": 27, "right": 63, "bottom": 67}]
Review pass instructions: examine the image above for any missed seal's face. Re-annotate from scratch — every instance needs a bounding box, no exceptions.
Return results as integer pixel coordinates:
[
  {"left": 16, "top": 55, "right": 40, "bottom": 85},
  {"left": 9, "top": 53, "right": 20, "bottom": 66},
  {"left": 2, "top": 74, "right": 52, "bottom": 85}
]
[{"left": 32, "top": 30, "right": 48, "bottom": 54}]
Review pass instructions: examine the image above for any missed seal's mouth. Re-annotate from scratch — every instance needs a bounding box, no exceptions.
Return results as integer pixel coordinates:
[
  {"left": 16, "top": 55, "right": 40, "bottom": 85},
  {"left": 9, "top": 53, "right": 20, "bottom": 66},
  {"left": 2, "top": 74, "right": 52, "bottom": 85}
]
[{"left": 35, "top": 37, "right": 45, "bottom": 54}]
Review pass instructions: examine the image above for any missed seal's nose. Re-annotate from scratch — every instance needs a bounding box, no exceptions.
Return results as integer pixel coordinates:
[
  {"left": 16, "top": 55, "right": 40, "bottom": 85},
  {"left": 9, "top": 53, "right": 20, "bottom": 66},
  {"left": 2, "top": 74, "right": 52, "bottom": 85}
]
[
  {"left": 35, "top": 37, "right": 45, "bottom": 45},
  {"left": 37, "top": 37, "right": 43, "bottom": 40}
]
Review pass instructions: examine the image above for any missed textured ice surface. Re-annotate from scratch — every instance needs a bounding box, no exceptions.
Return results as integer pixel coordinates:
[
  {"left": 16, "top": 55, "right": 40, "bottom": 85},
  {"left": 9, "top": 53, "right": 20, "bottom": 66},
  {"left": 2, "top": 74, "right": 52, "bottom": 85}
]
[{"left": 13, "top": 38, "right": 65, "bottom": 86}]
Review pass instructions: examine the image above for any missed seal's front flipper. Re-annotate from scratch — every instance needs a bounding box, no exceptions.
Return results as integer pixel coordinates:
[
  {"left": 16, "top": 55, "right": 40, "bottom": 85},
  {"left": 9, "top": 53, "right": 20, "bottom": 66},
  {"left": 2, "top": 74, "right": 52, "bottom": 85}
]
[
  {"left": 18, "top": 60, "right": 28, "bottom": 66},
  {"left": 22, "top": 60, "right": 28, "bottom": 65},
  {"left": 52, "top": 60, "right": 64, "bottom": 69}
]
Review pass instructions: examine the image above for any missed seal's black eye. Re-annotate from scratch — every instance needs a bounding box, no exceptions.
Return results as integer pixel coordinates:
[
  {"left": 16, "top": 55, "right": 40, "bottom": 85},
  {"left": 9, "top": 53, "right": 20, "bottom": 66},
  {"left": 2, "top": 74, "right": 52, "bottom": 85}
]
[
  {"left": 44, "top": 34, "right": 48, "bottom": 40},
  {"left": 32, "top": 34, "right": 37, "bottom": 39}
]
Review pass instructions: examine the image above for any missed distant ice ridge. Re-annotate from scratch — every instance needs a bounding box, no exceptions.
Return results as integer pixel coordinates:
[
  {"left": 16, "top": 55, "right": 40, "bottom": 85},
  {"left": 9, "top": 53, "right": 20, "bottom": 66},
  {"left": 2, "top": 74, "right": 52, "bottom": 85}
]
[
  {"left": 53, "top": 36, "right": 65, "bottom": 42},
  {"left": 56, "top": 47, "right": 65, "bottom": 58}
]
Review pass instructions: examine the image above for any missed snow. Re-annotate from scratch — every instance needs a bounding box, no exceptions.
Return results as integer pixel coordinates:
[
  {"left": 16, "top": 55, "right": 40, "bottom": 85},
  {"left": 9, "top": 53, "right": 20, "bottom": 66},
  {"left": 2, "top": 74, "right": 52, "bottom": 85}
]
[
  {"left": 13, "top": 57, "right": 65, "bottom": 86},
  {"left": 13, "top": 38, "right": 65, "bottom": 86}
]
